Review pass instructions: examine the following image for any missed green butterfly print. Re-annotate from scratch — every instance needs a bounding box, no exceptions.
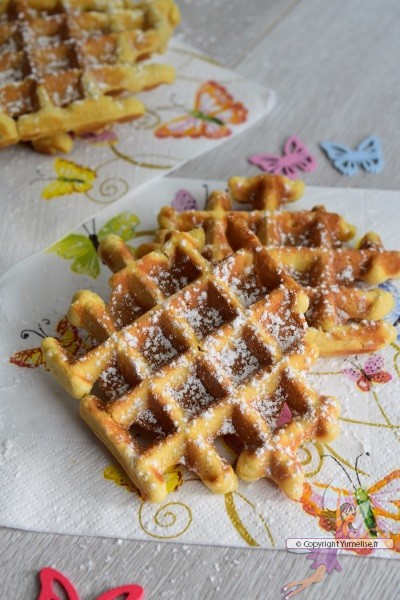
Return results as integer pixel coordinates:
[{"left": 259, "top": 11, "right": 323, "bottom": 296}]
[{"left": 48, "top": 212, "right": 141, "bottom": 278}]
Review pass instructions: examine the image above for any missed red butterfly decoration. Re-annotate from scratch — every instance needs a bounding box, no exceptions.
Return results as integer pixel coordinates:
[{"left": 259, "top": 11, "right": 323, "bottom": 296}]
[
  {"left": 342, "top": 354, "right": 392, "bottom": 392},
  {"left": 155, "top": 80, "right": 247, "bottom": 139},
  {"left": 37, "top": 567, "right": 144, "bottom": 600}
]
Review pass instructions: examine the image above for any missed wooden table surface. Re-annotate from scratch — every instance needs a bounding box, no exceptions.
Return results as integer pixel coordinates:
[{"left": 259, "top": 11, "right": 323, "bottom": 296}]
[{"left": 2, "top": 1, "right": 400, "bottom": 598}]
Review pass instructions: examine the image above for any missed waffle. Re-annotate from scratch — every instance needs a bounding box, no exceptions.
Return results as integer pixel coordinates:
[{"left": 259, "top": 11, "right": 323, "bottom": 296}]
[
  {"left": 42, "top": 216, "right": 340, "bottom": 502},
  {"left": 137, "top": 174, "right": 306, "bottom": 261},
  {"left": 137, "top": 174, "right": 399, "bottom": 356},
  {"left": 0, "top": 0, "right": 180, "bottom": 151}
]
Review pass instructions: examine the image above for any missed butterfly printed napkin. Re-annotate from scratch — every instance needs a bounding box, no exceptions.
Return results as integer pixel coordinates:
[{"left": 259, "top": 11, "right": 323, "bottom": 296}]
[
  {"left": 0, "top": 40, "right": 275, "bottom": 277},
  {"left": 1, "top": 178, "right": 399, "bottom": 560}
]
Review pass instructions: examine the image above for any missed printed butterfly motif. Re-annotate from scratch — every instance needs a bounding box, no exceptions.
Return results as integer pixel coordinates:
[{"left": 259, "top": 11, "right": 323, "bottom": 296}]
[
  {"left": 78, "top": 129, "right": 118, "bottom": 146},
  {"left": 171, "top": 189, "right": 199, "bottom": 212},
  {"left": 37, "top": 567, "right": 144, "bottom": 600},
  {"left": 249, "top": 135, "right": 317, "bottom": 180},
  {"left": 104, "top": 463, "right": 183, "bottom": 496},
  {"left": 342, "top": 354, "right": 392, "bottom": 392},
  {"left": 300, "top": 462, "right": 400, "bottom": 555},
  {"left": 320, "top": 136, "right": 384, "bottom": 176},
  {"left": 41, "top": 159, "right": 97, "bottom": 200},
  {"left": 48, "top": 212, "right": 140, "bottom": 278},
  {"left": 276, "top": 402, "right": 293, "bottom": 427},
  {"left": 379, "top": 281, "right": 400, "bottom": 340},
  {"left": 9, "top": 316, "right": 90, "bottom": 369},
  {"left": 155, "top": 80, "right": 248, "bottom": 139}
]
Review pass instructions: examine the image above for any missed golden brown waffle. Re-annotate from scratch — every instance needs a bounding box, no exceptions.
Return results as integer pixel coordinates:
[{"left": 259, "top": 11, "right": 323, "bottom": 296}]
[
  {"left": 0, "top": 0, "right": 180, "bottom": 151},
  {"left": 138, "top": 174, "right": 306, "bottom": 261},
  {"left": 230, "top": 176, "right": 400, "bottom": 355},
  {"left": 42, "top": 216, "right": 340, "bottom": 502},
  {"left": 138, "top": 174, "right": 399, "bottom": 356}
]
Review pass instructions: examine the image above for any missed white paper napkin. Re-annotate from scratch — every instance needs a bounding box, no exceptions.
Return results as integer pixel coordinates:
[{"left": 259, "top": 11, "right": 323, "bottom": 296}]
[{"left": 1, "top": 179, "right": 399, "bottom": 560}]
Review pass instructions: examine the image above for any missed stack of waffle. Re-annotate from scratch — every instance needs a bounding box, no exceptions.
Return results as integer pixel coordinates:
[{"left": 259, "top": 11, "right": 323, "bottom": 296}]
[
  {"left": 42, "top": 174, "right": 400, "bottom": 502},
  {"left": 0, "top": 0, "right": 180, "bottom": 152}
]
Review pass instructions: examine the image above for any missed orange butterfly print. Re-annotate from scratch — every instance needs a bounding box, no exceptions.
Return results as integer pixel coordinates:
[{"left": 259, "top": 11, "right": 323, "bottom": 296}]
[
  {"left": 155, "top": 80, "right": 248, "bottom": 139},
  {"left": 9, "top": 316, "right": 91, "bottom": 369}
]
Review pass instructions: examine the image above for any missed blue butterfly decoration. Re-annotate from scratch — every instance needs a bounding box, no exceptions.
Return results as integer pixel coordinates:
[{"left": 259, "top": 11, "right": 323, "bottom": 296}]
[
  {"left": 379, "top": 281, "right": 400, "bottom": 341},
  {"left": 320, "top": 135, "right": 384, "bottom": 176}
]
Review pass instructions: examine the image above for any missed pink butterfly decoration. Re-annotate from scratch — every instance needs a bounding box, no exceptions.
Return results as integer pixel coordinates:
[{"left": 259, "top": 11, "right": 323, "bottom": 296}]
[
  {"left": 37, "top": 567, "right": 144, "bottom": 600},
  {"left": 249, "top": 135, "right": 317, "bottom": 179}
]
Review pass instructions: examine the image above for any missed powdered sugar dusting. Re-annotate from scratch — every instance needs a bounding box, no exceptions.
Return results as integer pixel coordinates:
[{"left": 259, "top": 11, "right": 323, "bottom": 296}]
[
  {"left": 142, "top": 324, "right": 178, "bottom": 369},
  {"left": 99, "top": 365, "right": 130, "bottom": 400},
  {"left": 179, "top": 286, "right": 225, "bottom": 337},
  {"left": 167, "top": 366, "right": 215, "bottom": 420},
  {"left": 210, "top": 337, "right": 260, "bottom": 386}
]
